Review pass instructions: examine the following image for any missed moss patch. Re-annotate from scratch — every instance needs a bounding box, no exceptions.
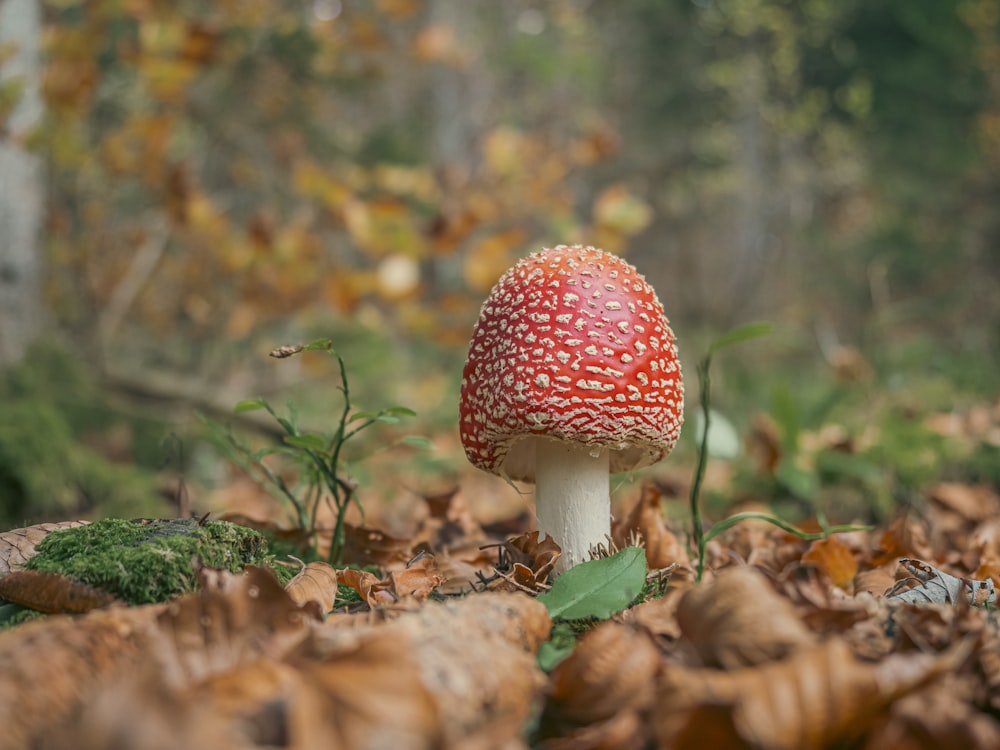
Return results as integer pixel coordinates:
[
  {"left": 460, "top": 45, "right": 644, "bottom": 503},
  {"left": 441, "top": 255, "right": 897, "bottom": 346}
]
[{"left": 24, "top": 518, "right": 270, "bottom": 605}]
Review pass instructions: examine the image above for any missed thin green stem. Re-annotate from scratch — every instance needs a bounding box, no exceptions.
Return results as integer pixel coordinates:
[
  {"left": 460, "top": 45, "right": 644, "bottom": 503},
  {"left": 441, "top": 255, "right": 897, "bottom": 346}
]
[
  {"left": 690, "top": 355, "right": 712, "bottom": 582},
  {"left": 703, "top": 511, "right": 871, "bottom": 544},
  {"left": 325, "top": 351, "right": 353, "bottom": 565}
]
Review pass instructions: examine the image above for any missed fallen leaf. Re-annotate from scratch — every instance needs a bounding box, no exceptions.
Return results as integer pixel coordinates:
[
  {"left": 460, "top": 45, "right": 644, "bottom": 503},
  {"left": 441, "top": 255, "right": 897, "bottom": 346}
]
[
  {"left": 0, "top": 569, "right": 121, "bottom": 613},
  {"left": 340, "top": 524, "right": 413, "bottom": 567},
  {"left": 612, "top": 483, "right": 690, "bottom": 570},
  {"left": 928, "top": 482, "right": 1000, "bottom": 524},
  {"left": 311, "top": 592, "right": 550, "bottom": 746},
  {"left": 802, "top": 535, "right": 859, "bottom": 591},
  {"left": 863, "top": 675, "right": 1000, "bottom": 750},
  {"left": 335, "top": 567, "right": 396, "bottom": 608},
  {"left": 285, "top": 561, "right": 338, "bottom": 614},
  {"left": 870, "top": 515, "right": 933, "bottom": 567},
  {"left": 388, "top": 554, "right": 446, "bottom": 602},
  {"left": 146, "top": 567, "right": 315, "bottom": 689},
  {"left": 543, "top": 621, "right": 660, "bottom": 729},
  {"left": 656, "top": 639, "right": 969, "bottom": 750},
  {"left": 0, "top": 521, "right": 90, "bottom": 577},
  {"left": 888, "top": 559, "right": 996, "bottom": 605},
  {"left": 495, "top": 531, "right": 560, "bottom": 589},
  {"left": 677, "top": 566, "right": 815, "bottom": 669}
]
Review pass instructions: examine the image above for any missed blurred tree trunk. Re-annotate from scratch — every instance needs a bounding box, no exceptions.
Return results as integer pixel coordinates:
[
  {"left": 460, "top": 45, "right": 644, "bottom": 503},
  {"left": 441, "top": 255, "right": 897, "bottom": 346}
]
[{"left": 0, "top": 0, "right": 45, "bottom": 368}]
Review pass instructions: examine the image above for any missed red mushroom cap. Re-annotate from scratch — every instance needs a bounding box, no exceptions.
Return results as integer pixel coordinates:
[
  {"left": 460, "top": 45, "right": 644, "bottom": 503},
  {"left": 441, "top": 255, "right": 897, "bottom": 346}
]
[{"left": 459, "top": 245, "right": 684, "bottom": 481}]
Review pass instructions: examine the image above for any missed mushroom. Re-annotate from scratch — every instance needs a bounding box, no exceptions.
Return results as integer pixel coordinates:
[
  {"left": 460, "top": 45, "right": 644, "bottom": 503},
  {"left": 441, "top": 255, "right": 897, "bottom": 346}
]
[{"left": 459, "top": 245, "right": 684, "bottom": 573}]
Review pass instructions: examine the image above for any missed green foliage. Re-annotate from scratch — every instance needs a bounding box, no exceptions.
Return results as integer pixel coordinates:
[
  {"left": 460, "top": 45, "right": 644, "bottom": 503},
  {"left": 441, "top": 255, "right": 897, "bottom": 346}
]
[
  {"left": 536, "top": 547, "right": 647, "bottom": 671},
  {"left": 0, "top": 604, "right": 45, "bottom": 630},
  {"left": 0, "top": 343, "right": 169, "bottom": 526},
  {"left": 25, "top": 518, "right": 268, "bottom": 605},
  {"left": 211, "top": 339, "right": 419, "bottom": 565}
]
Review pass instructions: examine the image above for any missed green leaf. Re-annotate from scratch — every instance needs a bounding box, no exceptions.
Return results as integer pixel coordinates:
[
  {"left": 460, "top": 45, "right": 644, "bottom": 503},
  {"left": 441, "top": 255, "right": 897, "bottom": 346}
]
[
  {"left": 537, "top": 638, "right": 576, "bottom": 672},
  {"left": 302, "top": 339, "right": 334, "bottom": 352},
  {"left": 537, "top": 547, "right": 647, "bottom": 620},
  {"left": 349, "top": 406, "right": 415, "bottom": 424},
  {"left": 284, "top": 434, "right": 328, "bottom": 452},
  {"left": 399, "top": 435, "right": 433, "bottom": 449},
  {"left": 537, "top": 621, "right": 579, "bottom": 671},
  {"left": 384, "top": 406, "right": 417, "bottom": 418},
  {"left": 234, "top": 398, "right": 268, "bottom": 413},
  {"left": 708, "top": 322, "right": 773, "bottom": 356}
]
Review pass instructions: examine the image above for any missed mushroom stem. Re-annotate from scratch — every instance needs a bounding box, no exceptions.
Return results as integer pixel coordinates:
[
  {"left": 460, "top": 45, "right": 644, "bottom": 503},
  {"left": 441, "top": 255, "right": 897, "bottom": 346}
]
[{"left": 534, "top": 438, "right": 611, "bottom": 574}]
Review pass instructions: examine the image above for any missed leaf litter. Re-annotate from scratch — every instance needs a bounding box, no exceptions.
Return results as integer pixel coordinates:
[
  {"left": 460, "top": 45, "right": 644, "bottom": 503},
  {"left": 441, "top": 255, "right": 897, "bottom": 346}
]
[{"left": 3, "top": 479, "right": 1000, "bottom": 747}]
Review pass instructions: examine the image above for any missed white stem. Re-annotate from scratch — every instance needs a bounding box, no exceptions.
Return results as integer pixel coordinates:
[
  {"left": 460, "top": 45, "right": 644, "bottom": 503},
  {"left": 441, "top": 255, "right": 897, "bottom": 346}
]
[{"left": 534, "top": 439, "right": 610, "bottom": 574}]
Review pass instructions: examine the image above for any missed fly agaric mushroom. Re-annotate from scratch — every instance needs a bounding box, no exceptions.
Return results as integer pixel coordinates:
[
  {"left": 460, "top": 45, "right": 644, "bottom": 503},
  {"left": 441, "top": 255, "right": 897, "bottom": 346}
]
[{"left": 459, "top": 245, "right": 684, "bottom": 572}]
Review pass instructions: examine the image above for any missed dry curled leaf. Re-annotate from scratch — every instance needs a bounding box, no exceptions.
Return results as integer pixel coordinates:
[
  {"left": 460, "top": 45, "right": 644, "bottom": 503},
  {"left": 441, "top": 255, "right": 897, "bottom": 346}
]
[
  {"left": 863, "top": 675, "right": 1000, "bottom": 750},
  {"left": 389, "top": 554, "right": 446, "bottom": 602},
  {"left": 656, "top": 638, "right": 971, "bottom": 750},
  {"left": 148, "top": 567, "right": 315, "bottom": 689},
  {"left": 494, "top": 531, "right": 560, "bottom": 589},
  {"left": 312, "top": 591, "right": 550, "bottom": 747},
  {"left": 870, "top": 515, "right": 933, "bottom": 567},
  {"left": 335, "top": 567, "right": 396, "bottom": 608},
  {"left": 802, "top": 535, "right": 859, "bottom": 592},
  {"left": 0, "top": 569, "right": 121, "bottom": 613},
  {"left": 543, "top": 621, "right": 660, "bottom": 729},
  {"left": 0, "top": 604, "right": 163, "bottom": 748},
  {"left": 612, "top": 483, "right": 690, "bottom": 570},
  {"left": 0, "top": 521, "right": 89, "bottom": 577},
  {"left": 928, "top": 482, "right": 1000, "bottom": 525},
  {"left": 677, "top": 566, "right": 815, "bottom": 669},
  {"left": 889, "top": 559, "right": 996, "bottom": 606},
  {"left": 285, "top": 561, "right": 338, "bottom": 614}
]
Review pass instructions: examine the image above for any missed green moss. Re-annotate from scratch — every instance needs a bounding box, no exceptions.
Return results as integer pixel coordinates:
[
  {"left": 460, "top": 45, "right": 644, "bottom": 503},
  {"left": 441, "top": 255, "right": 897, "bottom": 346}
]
[
  {"left": 24, "top": 518, "right": 270, "bottom": 605},
  {"left": 0, "top": 604, "right": 46, "bottom": 629}
]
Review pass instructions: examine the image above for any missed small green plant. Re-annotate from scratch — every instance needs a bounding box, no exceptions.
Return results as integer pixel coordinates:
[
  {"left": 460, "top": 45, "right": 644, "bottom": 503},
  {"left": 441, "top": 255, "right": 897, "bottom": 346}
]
[
  {"left": 213, "top": 339, "right": 422, "bottom": 565},
  {"left": 688, "top": 323, "right": 870, "bottom": 581}
]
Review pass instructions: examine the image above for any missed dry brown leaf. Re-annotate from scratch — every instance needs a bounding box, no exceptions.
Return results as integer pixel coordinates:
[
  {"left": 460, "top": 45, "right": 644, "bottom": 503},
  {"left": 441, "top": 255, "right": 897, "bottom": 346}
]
[
  {"left": 677, "top": 566, "right": 815, "bottom": 668},
  {"left": 537, "top": 710, "right": 646, "bottom": 750},
  {"left": 0, "top": 603, "right": 163, "bottom": 748},
  {"left": 870, "top": 515, "right": 933, "bottom": 567},
  {"left": 802, "top": 535, "right": 859, "bottom": 591},
  {"left": 285, "top": 561, "right": 338, "bottom": 614},
  {"left": 543, "top": 621, "right": 660, "bottom": 729},
  {"left": 655, "top": 638, "right": 970, "bottom": 750},
  {"left": 0, "top": 521, "right": 89, "bottom": 577},
  {"left": 863, "top": 675, "right": 1000, "bottom": 750},
  {"left": 340, "top": 523, "right": 413, "bottom": 567},
  {"left": 146, "top": 567, "right": 315, "bottom": 690},
  {"left": 312, "top": 591, "right": 550, "bottom": 747},
  {"left": 189, "top": 637, "right": 442, "bottom": 750},
  {"left": 414, "top": 487, "right": 487, "bottom": 550},
  {"left": 626, "top": 586, "right": 688, "bottom": 641},
  {"left": 494, "top": 531, "right": 560, "bottom": 589},
  {"left": 335, "top": 567, "right": 397, "bottom": 608},
  {"left": 612, "top": 483, "right": 690, "bottom": 570},
  {"left": 388, "top": 555, "right": 446, "bottom": 602},
  {"left": 928, "top": 482, "right": 1000, "bottom": 524},
  {"left": 854, "top": 563, "right": 898, "bottom": 597},
  {"left": 0, "top": 569, "right": 122, "bottom": 613}
]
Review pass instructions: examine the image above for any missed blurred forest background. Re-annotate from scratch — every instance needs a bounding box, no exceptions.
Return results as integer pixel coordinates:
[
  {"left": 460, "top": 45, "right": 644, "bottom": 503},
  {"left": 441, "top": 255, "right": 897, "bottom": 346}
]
[{"left": 1, "top": 0, "right": 998, "bottom": 530}]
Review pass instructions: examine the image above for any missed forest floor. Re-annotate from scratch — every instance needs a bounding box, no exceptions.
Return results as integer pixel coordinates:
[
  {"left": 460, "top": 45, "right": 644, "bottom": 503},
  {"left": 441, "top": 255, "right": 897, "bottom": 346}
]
[{"left": 2, "top": 408, "right": 1000, "bottom": 749}]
